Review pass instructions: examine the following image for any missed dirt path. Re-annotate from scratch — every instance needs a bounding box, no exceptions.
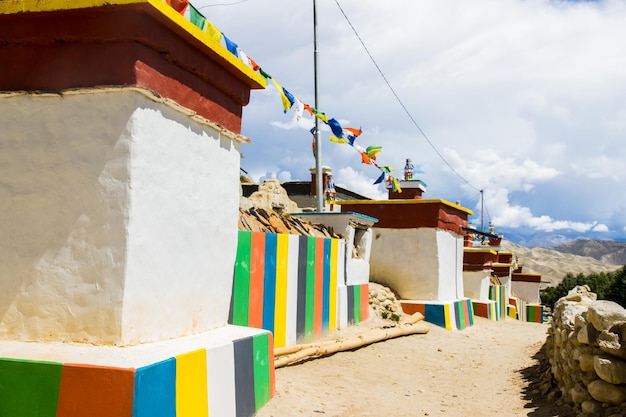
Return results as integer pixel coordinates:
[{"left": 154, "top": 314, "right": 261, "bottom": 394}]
[{"left": 257, "top": 317, "right": 576, "bottom": 417}]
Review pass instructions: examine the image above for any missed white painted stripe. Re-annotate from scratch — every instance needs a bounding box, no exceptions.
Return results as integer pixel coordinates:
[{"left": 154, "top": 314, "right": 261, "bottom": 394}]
[
  {"left": 285, "top": 234, "right": 300, "bottom": 347},
  {"left": 337, "top": 239, "right": 347, "bottom": 286},
  {"left": 207, "top": 342, "right": 236, "bottom": 417},
  {"left": 337, "top": 285, "right": 348, "bottom": 330}
]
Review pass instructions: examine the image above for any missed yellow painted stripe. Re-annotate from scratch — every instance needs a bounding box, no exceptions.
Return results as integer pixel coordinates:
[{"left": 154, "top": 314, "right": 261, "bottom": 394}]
[
  {"left": 443, "top": 304, "right": 452, "bottom": 331},
  {"left": 0, "top": 0, "right": 265, "bottom": 88},
  {"left": 0, "top": 0, "right": 141, "bottom": 13},
  {"left": 328, "top": 239, "right": 338, "bottom": 332},
  {"left": 274, "top": 234, "right": 289, "bottom": 348},
  {"left": 176, "top": 349, "right": 208, "bottom": 417}
]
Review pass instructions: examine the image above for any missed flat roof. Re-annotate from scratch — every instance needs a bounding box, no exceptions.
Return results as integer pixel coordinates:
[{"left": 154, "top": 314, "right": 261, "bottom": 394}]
[
  {"left": 463, "top": 248, "right": 498, "bottom": 255},
  {"left": 0, "top": 0, "right": 266, "bottom": 90},
  {"left": 337, "top": 198, "right": 474, "bottom": 215},
  {"left": 291, "top": 211, "right": 379, "bottom": 223}
]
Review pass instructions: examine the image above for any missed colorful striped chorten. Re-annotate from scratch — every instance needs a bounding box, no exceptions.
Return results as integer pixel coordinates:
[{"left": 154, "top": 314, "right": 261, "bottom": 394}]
[{"left": 0, "top": 1, "right": 271, "bottom": 415}]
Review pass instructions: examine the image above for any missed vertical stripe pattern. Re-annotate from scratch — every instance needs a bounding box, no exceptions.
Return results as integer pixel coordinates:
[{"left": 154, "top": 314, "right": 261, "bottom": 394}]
[
  {"left": 329, "top": 239, "right": 339, "bottom": 332},
  {"left": 488, "top": 285, "right": 508, "bottom": 321},
  {"left": 401, "top": 298, "right": 476, "bottom": 331},
  {"left": 322, "top": 238, "right": 331, "bottom": 333},
  {"left": 262, "top": 233, "right": 277, "bottom": 333},
  {"left": 230, "top": 231, "right": 352, "bottom": 345},
  {"left": 249, "top": 232, "right": 266, "bottom": 328},
  {"left": 273, "top": 233, "right": 289, "bottom": 347},
  {"left": 1, "top": 334, "right": 273, "bottom": 417},
  {"left": 175, "top": 350, "right": 208, "bottom": 417}
]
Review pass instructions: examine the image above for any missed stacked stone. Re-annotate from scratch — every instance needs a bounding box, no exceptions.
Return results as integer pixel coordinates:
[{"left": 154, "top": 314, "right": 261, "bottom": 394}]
[
  {"left": 369, "top": 282, "right": 405, "bottom": 321},
  {"left": 546, "top": 285, "right": 626, "bottom": 417}
]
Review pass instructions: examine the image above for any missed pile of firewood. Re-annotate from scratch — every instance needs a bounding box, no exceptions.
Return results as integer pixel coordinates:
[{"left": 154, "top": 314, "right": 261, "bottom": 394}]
[{"left": 238, "top": 207, "right": 342, "bottom": 239}]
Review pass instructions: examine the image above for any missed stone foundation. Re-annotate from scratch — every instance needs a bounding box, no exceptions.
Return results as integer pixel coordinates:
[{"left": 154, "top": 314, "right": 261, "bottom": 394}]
[{"left": 546, "top": 286, "right": 626, "bottom": 416}]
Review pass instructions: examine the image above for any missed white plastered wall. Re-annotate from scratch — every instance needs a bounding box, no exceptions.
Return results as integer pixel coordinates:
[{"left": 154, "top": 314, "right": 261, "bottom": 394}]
[
  {"left": 369, "top": 228, "right": 464, "bottom": 301},
  {"left": 290, "top": 214, "right": 374, "bottom": 286},
  {"left": 344, "top": 226, "right": 372, "bottom": 286},
  {"left": 511, "top": 281, "right": 541, "bottom": 304},
  {"left": 463, "top": 270, "right": 492, "bottom": 300},
  {"left": 0, "top": 90, "right": 241, "bottom": 345}
]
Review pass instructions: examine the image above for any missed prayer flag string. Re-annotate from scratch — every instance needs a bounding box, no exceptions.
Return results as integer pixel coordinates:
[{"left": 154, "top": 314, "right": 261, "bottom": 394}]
[{"left": 168, "top": 0, "right": 403, "bottom": 191}]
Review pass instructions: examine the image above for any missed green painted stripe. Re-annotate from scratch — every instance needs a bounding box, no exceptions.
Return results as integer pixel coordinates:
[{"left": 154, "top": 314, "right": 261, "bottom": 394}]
[
  {"left": 305, "top": 236, "right": 316, "bottom": 340},
  {"left": 232, "top": 230, "right": 252, "bottom": 326},
  {"left": 353, "top": 285, "right": 361, "bottom": 324},
  {"left": 457, "top": 300, "right": 465, "bottom": 330},
  {"left": 252, "top": 333, "right": 271, "bottom": 411},
  {"left": 0, "top": 358, "right": 63, "bottom": 417}
]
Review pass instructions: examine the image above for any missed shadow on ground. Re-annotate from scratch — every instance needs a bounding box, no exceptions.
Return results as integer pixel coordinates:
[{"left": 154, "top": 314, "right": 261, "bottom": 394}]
[{"left": 519, "top": 343, "right": 577, "bottom": 417}]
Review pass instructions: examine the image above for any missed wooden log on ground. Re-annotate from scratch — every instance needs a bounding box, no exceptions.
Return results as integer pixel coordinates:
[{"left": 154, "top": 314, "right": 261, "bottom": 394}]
[{"left": 274, "top": 322, "right": 430, "bottom": 368}]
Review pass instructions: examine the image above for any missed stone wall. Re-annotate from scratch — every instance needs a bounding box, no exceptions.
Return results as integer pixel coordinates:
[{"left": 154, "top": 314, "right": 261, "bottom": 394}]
[{"left": 546, "top": 286, "right": 626, "bottom": 416}]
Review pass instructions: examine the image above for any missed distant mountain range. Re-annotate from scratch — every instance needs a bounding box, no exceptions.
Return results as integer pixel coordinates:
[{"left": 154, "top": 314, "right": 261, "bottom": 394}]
[
  {"left": 554, "top": 238, "right": 626, "bottom": 265},
  {"left": 500, "top": 240, "right": 622, "bottom": 287},
  {"left": 490, "top": 228, "right": 626, "bottom": 249}
]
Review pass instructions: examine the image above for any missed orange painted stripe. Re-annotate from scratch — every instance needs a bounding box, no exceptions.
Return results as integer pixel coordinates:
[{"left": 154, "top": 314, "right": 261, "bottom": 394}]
[
  {"left": 57, "top": 364, "right": 135, "bottom": 417},
  {"left": 314, "top": 237, "right": 324, "bottom": 337},
  {"left": 249, "top": 232, "right": 266, "bottom": 328},
  {"left": 401, "top": 302, "right": 425, "bottom": 316},
  {"left": 360, "top": 284, "right": 369, "bottom": 321}
]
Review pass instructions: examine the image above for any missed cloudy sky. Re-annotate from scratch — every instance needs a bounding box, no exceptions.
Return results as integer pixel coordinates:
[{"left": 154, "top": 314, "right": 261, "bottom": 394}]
[{"left": 193, "top": 0, "right": 626, "bottom": 244}]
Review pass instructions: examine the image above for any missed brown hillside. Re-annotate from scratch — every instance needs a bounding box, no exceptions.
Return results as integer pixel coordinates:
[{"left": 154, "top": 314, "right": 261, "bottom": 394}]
[{"left": 501, "top": 240, "right": 621, "bottom": 287}]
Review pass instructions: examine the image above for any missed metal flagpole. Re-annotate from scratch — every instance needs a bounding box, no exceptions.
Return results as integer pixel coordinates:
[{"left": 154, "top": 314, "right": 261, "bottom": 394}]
[
  {"left": 313, "top": 0, "right": 324, "bottom": 211},
  {"left": 480, "top": 189, "right": 484, "bottom": 232}
]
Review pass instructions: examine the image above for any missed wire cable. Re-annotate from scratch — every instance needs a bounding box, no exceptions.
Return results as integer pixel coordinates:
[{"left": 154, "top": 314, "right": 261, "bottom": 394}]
[
  {"left": 333, "top": 0, "right": 481, "bottom": 194},
  {"left": 197, "top": 0, "right": 249, "bottom": 9}
]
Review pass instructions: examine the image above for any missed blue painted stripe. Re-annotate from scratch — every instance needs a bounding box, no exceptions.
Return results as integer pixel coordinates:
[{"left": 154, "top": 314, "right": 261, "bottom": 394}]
[
  {"left": 133, "top": 358, "right": 176, "bottom": 417},
  {"left": 424, "top": 304, "right": 446, "bottom": 329},
  {"left": 262, "top": 233, "right": 277, "bottom": 333}
]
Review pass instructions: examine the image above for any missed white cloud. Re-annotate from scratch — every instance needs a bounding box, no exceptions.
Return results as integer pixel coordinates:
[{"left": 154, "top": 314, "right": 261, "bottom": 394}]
[
  {"left": 592, "top": 224, "right": 610, "bottom": 233},
  {"left": 571, "top": 156, "right": 622, "bottom": 181},
  {"left": 196, "top": 0, "right": 626, "bottom": 240},
  {"left": 334, "top": 167, "right": 388, "bottom": 200}
]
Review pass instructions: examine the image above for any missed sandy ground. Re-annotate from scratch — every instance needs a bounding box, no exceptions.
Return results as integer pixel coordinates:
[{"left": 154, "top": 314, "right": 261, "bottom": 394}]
[{"left": 257, "top": 317, "right": 577, "bottom": 417}]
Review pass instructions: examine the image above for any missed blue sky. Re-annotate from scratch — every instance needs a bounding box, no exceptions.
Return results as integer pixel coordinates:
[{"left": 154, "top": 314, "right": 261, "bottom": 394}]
[{"left": 193, "top": 0, "right": 626, "bottom": 244}]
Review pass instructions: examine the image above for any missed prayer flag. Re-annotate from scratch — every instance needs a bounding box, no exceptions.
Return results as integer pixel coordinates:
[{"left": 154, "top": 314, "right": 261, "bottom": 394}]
[
  {"left": 189, "top": 4, "right": 206, "bottom": 30},
  {"left": 344, "top": 127, "right": 362, "bottom": 137},
  {"left": 373, "top": 172, "right": 385, "bottom": 185},
  {"left": 272, "top": 79, "right": 293, "bottom": 113},
  {"left": 238, "top": 49, "right": 251, "bottom": 67},
  {"left": 314, "top": 111, "right": 328, "bottom": 124},
  {"left": 282, "top": 87, "right": 296, "bottom": 110},
  {"left": 344, "top": 127, "right": 362, "bottom": 145},
  {"left": 249, "top": 57, "right": 261, "bottom": 71},
  {"left": 223, "top": 34, "right": 239, "bottom": 57},
  {"left": 259, "top": 68, "right": 272, "bottom": 79},
  {"left": 167, "top": 0, "right": 189, "bottom": 14},
  {"left": 393, "top": 177, "right": 402, "bottom": 192},
  {"left": 329, "top": 136, "right": 350, "bottom": 144},
  {"left": 302, "top": 103, "right": 314, "bottom": 116},
  {"left": 295, "top": 99, "right": 305, "bottom": 121},
  {"left": 366, "top": 145, "right": 382, "bottom": 160},
  {"left": 327, "top": 118, "right": 344, "bottom": 138},
  {"left": 205, "top": 19, "right": 223, "bottom": 43}
]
